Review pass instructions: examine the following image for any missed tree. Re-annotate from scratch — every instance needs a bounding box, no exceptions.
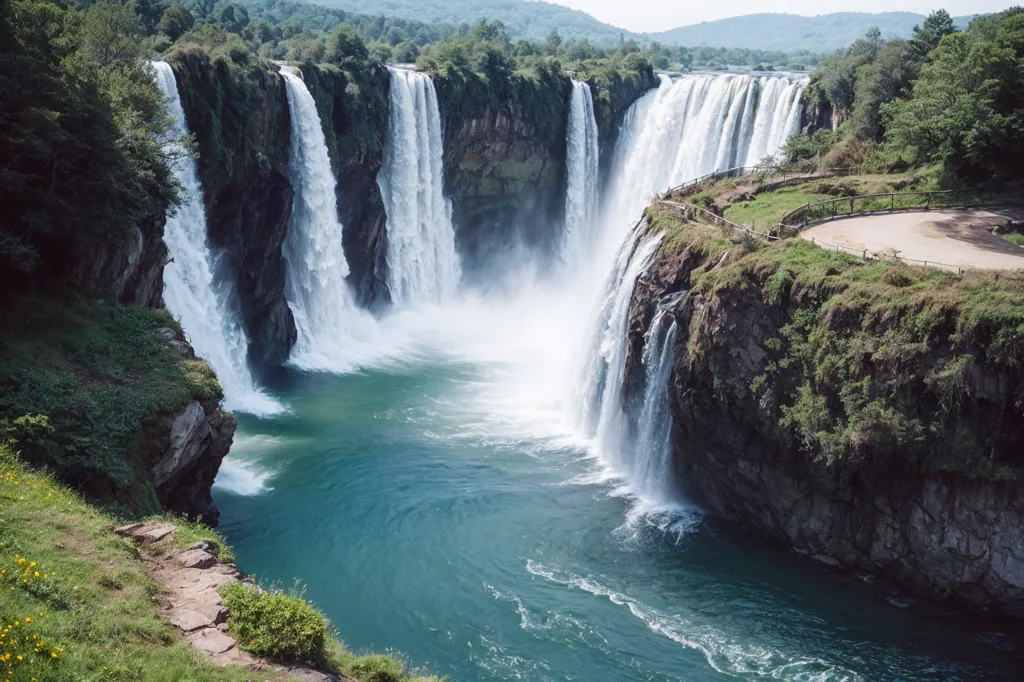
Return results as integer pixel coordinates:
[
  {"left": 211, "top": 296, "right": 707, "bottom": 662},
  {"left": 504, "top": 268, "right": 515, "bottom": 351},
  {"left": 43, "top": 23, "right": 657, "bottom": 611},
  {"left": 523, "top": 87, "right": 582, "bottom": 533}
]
[
  {"left": 849, "top": 40, "right": 923, "bottom": 139},
  {"left": 325, "top": 23, "right": 368, "bottom": 66},
  {"left": 913, "top": 10, "right": 956, "bottom": 52},
  {"left": 157, "top": 4, "right": 194, "bottom": 42},
  {"left": 882, "top": 32, "right": 1019, "bottom": 180},
  {"left": 542, "top": 28, "right": 561, "bottom": 56}
]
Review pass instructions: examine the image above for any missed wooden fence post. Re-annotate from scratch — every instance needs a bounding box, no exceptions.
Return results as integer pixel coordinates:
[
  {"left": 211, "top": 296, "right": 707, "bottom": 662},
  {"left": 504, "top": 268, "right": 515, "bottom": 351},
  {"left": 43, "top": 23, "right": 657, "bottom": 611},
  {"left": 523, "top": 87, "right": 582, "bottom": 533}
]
[{"left": 890, "top": 193, "right": 894, "bottom": 211}]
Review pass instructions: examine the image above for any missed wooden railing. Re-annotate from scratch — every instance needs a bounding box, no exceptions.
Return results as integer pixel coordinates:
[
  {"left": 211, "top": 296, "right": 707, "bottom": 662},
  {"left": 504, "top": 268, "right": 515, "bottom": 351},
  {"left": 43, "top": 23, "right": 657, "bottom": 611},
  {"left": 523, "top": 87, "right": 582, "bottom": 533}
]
[
  {"left": 658, "top": 200, "right": 780, "bottom": 241},
  {"left": 779, "top": 191, "right": 958, "bottom": 230}
]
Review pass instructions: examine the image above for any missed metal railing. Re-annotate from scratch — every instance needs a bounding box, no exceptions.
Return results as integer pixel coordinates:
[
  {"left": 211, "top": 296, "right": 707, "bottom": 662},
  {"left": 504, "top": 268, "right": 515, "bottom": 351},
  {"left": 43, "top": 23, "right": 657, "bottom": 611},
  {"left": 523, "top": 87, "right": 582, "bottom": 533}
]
[
  {"left": 658, "top": 200, "right": 780, "bottom": 241},
  {"left": 662, "top": 164, "right": 860, "bottom": 200},
  {"left": 805, "top": 235, "right": 963, "bottom": 273},
  {"left": 780, "top": 191, "right": 958, "bottom": 230}
]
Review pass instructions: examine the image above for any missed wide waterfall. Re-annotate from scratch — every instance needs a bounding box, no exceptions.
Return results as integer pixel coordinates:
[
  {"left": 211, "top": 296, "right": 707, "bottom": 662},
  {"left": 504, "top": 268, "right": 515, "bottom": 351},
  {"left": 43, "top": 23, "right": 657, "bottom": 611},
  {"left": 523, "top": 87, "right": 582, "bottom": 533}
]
[
  {"left": 562, "top": 80, "right": 600, "bottom": 262},
  {"left": 378, "top": 67, "right": 461, "bottom": 305},
  {"left": 602, "top": 73, "right": 806, "bottom": 235},
  {"left": 152, "top": 61, "right": 282, "bottom": 417},
  {"left": 280, "top": 66, "right": 377, "bottom": 371},
  {"left": 575, "top": 71, "right": 804, "bottom": 503}
]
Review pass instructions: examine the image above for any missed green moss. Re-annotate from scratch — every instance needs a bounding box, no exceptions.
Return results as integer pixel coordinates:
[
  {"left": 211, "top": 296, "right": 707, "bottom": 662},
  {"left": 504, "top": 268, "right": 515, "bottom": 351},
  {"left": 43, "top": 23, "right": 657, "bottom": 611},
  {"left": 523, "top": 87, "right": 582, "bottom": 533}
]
[
  {"left": 0, "top": 294, "right": 221, "bottom": 514},
  {"left": 650, "top": 204, "right": 1024, "bottom": 478},
  {"left": 301, "top": 61, "right": 390, "bottom": 176},
  {"left": 168, "top": 47, "right": 291, "bottom": 204}
]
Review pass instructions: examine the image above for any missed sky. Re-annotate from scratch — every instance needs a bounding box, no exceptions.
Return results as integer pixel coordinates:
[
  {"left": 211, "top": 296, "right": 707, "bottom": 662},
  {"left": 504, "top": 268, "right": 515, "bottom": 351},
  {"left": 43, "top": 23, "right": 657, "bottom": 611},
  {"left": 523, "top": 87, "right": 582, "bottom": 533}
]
[{"left": 546, "top": 0, "right": 1017, "bottom": 33}]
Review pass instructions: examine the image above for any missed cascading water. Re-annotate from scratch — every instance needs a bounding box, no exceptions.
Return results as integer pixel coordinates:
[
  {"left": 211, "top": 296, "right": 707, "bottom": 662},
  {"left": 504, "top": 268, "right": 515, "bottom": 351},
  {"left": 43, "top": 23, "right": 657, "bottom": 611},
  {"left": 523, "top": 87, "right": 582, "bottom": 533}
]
[
  {"left": 630, "top": 309, "right": 679, "bottom": 503},
  {"left": 280, "top": 66, "right": 378, "bottom": 371},
  {"left": 152, "top": 61, "right": 282, "bottom": 417},
  {"left": 378, "top": 67, "right": 461, "bottom": 305},
  {"left": 562, "top": 80, "right": 600, "bottom": 262},
  {"left": 601, "top": 73, "right": 806, "bottom": 238},
  {"left": 575, "top": 72, "right": 805, "bottom": 504}
]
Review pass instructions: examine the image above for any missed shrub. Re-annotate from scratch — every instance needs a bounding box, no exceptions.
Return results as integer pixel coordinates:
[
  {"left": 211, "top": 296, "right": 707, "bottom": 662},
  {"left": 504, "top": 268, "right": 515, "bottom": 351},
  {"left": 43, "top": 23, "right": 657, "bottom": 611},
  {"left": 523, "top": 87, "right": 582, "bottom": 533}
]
[
  {"left": 219, "top": 582, "right": 331, "bottom": 666},
  {"left": 347, "top": 654, "right": 408, "bottom": 682}
]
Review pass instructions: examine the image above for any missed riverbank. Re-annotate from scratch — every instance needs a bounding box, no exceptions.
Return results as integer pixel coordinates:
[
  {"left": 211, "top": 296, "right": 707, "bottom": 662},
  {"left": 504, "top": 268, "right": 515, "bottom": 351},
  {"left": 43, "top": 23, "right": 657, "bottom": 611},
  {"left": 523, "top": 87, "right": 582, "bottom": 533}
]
[{"left": 0, "top": 437, "right": 437, "bottom": 681}]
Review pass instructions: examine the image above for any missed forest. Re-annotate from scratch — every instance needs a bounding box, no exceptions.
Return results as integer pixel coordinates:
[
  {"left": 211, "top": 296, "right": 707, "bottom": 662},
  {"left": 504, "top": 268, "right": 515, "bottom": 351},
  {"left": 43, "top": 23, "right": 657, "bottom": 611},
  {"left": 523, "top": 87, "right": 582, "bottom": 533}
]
[{"left": 789, "top": 8, "right": 1024, "bottom": 185}]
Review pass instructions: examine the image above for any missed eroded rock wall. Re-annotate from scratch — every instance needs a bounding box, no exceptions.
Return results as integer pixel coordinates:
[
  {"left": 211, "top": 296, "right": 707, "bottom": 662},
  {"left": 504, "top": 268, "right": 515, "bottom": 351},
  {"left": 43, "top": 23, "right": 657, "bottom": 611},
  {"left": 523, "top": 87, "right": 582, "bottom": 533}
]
[
  {"left": 624, "top": 213, "right": 1024, "bottom": 618},
  {"left": 170, "top": 50, "right": 296, "bottom": 374}
]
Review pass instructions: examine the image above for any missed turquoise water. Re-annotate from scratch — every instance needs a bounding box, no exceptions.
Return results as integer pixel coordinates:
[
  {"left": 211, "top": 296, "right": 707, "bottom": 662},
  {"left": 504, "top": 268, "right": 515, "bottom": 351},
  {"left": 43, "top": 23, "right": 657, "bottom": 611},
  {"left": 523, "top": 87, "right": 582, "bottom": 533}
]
[{"left": 214, "top": 345, "right": 1021, "bottom": 681}]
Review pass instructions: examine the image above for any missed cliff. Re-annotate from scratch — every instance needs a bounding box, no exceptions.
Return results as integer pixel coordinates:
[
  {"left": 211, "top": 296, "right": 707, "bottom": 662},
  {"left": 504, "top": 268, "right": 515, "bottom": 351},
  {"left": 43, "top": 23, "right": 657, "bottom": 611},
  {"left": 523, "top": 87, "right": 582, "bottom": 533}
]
[
  {"left": 0, "top": 295, "right": 235, "bottom": 524},
  {"left": 625, "top": 208, "right": 1024, "bottom": 617},
  {"left": 170, "top": 49, "right": 297, "bottom": 374},
  {"left": 434, "top": 64, "right": 657, "bottom": 276}
]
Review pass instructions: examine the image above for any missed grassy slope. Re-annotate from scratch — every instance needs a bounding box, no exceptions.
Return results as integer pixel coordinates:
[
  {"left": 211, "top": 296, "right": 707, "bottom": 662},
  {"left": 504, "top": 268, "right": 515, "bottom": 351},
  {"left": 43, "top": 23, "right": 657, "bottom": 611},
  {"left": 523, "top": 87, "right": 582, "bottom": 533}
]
[
  {"left": 648, "top": 204, "right": 1024, "bottom": 475},
  {"left": 0, "top": 443, "right": 273, "bottom": 682},
  {"left": 0, "top": 294, "right": 221, "bottom": 517},
  {"left": 0, "top": 443, "right": 440, "bottom": 681}
]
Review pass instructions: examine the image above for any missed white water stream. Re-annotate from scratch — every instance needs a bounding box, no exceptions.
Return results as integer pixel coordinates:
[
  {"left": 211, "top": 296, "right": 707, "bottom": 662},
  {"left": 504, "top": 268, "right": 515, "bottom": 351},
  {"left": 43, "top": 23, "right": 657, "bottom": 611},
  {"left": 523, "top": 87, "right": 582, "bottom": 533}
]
[
  {"left": 378, "top": 67, "right": 461, "bottom": 306},
  {"left": 562, "top": 80, "right": 601, "bottom": 263},
  {"left": 152, "top": 61, "right": 283, "bottom": 417},
  {"left": 280, "top": 66, "right": 379, "bottom": 372}
]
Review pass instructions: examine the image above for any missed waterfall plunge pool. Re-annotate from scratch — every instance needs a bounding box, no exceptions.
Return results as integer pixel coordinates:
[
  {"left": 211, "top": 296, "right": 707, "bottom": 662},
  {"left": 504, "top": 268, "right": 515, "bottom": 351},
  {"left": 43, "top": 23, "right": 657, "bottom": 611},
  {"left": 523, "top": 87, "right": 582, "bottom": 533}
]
[{"left": 212, "top": 297, "right": 1022, "bottom": 682}]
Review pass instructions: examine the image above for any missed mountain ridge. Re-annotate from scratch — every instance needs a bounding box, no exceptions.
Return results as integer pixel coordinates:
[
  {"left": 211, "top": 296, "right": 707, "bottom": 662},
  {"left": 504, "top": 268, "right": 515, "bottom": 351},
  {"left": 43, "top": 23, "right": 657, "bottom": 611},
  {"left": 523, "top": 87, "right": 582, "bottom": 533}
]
[{"left": 307, "top": 1, "right": 977, "bottom": 52}]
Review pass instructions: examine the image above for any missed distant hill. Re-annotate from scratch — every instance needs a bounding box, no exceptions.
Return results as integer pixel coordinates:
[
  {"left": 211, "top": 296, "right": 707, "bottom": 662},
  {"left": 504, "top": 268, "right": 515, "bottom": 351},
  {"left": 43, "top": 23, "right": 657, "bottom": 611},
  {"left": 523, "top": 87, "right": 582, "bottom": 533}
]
[
  {"left": 308, "top": 0, "right": 632, "bottom": 45},
  {"left": 650, "top": 12, "right": 975, "bottom": 53}
]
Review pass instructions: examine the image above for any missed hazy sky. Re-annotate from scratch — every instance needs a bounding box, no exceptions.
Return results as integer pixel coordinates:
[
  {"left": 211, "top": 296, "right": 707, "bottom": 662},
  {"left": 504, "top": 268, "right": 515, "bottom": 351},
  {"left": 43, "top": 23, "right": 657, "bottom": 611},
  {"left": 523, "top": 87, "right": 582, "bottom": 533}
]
[{"left": 547, "top": 1, "right": 1016, "bottom": 32}]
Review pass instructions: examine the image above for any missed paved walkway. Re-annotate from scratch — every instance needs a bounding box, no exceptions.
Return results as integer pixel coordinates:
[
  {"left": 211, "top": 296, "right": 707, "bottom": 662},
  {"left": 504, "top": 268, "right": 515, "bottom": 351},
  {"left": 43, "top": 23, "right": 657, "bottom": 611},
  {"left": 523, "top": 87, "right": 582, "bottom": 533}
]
[{"left": 801, "top": 207, "right": 1024, "bottom": 270}]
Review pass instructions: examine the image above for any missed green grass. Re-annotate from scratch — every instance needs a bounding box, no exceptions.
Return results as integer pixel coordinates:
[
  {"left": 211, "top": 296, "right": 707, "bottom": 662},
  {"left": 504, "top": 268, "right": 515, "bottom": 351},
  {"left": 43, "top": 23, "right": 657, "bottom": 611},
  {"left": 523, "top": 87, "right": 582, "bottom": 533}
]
[
  {"left": 0, "top": 293, "right": 220, "bottom": 516},
  {"left": 0, "top": 445, "right": 441, "bottom": 681},
  {"left": 722, "top": 185, "right": 824, "bottom": 227},
  {"left": 0, "top": 443, "right": 276, "bottom": 682},
  {"left": 648, "top": 205, "right": 1024, "bottom": 477}
]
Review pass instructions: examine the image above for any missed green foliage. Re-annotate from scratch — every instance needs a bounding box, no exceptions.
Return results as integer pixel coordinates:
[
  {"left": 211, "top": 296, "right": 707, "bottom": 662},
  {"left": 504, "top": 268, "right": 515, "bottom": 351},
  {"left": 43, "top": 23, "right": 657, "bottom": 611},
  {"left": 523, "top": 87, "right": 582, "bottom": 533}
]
[
  {"left": 158, "top": 3, "right": 195, "bottom": 41},
  {"left": 0, "top": 448, "right": 281, "bottom": 682},
  {"left": 219, "top": 582, "right": 331, "bottom": 666},
  {"left": 912, "top": 9, "right": 957, "bottom": 52},
  {"left": 0, "top": 294, "right": 221, "bottom": 512},
  {"left": 325, "top": 22, "right": 368, "bottom": 66},
  {"left": 652, "top": 204, "right": 1024, "bottom": 477},
  {"left": 803, "top": 7, "right": 1024, "bottom": 185},
  {"left": 880, "top": 30, "right": 1023, "bottom": 182},
  {"left": 0, "top": 0, "right": 174, "bottom": 285}
]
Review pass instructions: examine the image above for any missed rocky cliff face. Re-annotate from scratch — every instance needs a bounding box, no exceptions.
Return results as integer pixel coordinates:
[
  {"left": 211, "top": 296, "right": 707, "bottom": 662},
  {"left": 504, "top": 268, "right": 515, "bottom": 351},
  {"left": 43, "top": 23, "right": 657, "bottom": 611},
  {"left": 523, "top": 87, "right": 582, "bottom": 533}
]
[
  {"left": 435, "top": 71, "right": 571, "bottom": 277},
  {"left": 624, "top": 210, "right": 1024, "bottom": 618},
  {"left": 434, "top": 66, "right": 657, "bottom": 278},
  {"left": 70, "top": 213, "right": 169, "bottom": 309},
  {"left": 170, "top": 50, "right": 296, "bottom": 374},
  {"left": 302, "top": 63, "right": 392, "bottom": 310},
  {"left": 143, "top": 328, "right": 237, "bottom": 525},
  {"left": 587, "top": 67, "right": 660, "bottom": 182}
]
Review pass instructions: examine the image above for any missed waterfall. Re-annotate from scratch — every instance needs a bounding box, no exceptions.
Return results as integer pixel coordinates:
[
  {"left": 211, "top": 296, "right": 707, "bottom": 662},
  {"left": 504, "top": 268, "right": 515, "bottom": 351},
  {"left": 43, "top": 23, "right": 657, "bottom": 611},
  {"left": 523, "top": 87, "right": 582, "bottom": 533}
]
[
  {"left": 601, "top": 73, "right": 806, "bottom": 239},
  {"left": 745, "top": 77, "right": 807, "bottom": 167},
  {"left": 574, "top": 225, "right": 664, "bottom": 453},
  {"left": 562, "top": 80, "right": 600, "bottom": 262},
  {"left": 280, "top": 66, "right": 377, "bottom": 372},
  {"left": 631, "top": 310, "right": 679, "bottom": 503},
  {"left": 572, "top": 72, "right": 805, "bottom": 506},
  {"left": 378, "top": 67, "right": 460, "bottom": 305},
  {"left": 152, "top": 61, "right": 282, "bottom": 417}
]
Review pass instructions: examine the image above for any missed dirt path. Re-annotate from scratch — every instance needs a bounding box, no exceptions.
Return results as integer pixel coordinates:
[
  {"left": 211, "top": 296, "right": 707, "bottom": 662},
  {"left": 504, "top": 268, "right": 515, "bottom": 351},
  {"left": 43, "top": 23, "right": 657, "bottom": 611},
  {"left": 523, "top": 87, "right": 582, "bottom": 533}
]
[
  {"left": 116, "top": 522, "right": 349, "bottom": 681},
  {"left": 801, "top": 207, "right": 1024, "bottom": 270}
]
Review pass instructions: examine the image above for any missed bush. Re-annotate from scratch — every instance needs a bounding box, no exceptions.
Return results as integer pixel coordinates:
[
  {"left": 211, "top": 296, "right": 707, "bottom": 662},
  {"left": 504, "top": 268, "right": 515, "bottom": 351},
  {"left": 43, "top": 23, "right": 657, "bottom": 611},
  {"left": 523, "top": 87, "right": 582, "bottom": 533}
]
[
  {"left": 219, "top": 582, "right": 331, "bottom": 666},
  {"left": 347, "top": 654, "right": 409, "bottom": 682}
]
